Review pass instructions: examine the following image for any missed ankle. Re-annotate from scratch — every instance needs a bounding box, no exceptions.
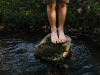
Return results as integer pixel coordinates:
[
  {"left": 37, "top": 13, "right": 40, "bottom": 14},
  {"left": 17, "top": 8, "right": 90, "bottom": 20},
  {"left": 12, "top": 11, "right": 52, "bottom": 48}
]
[
  {"left": 58, "top": 27, "right": 64, "bottom": 31},
  {"left": 51, "top": 27, "right": 57, "bottom": 32}
]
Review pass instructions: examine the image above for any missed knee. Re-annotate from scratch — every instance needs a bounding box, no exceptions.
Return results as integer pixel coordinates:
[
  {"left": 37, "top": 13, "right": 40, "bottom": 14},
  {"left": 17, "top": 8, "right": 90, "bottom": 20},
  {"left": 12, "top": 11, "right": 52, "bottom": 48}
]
[
  {"left": 58, "top": 3, "right": 66, "bottom": 8},
  {"left": 47, "top": 3, "right": 56, "bottom": 9}
]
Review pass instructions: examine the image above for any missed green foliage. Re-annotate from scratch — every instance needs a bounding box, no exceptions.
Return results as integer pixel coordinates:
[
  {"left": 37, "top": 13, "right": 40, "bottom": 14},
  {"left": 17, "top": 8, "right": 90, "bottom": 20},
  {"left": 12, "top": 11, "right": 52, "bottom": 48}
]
[
  {"left": 66, "top": 0, "right": 100, "bottom": 29},
  {"left": 1, "top": 0, "right": 47, "bottom": 32},
  {"left": 0, "top": 0, "right": 100, "bottom": 33}
]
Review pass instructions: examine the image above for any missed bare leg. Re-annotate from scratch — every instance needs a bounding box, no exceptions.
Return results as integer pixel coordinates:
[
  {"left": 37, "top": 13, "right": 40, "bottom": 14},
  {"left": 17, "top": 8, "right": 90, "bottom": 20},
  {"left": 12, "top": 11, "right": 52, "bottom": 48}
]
[
  {"left": 58, "top": 2, "right": 67, "bottom": 43},
  {"left": 47, "top": 3, "right": 59, "bottom": 44}
]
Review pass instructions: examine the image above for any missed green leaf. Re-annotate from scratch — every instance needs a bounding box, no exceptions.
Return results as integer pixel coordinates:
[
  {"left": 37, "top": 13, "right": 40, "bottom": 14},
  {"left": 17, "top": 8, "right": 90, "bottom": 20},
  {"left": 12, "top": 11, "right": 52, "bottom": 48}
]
[
  {"left": 45, "top": 30, "right": 48, "bottom": 32},
  {"left": 87, "top": 26, "right": 89, "bottom": 28},
  {"left": 91, "top": 36, "right": 93, "bottom": 38}
]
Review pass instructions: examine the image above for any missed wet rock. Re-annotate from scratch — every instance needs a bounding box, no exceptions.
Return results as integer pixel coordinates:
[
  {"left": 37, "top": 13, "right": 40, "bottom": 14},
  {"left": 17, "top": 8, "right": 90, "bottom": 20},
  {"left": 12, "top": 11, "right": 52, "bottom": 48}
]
[
  {"left": 63, "top": 64, "right": 69, "bottom": 69},
  {"left": 71, "top": 36, "right": 78, "bottom": 39},
  {"left": 81, "top": 72, "right": 94, "bottom": 75},
  {"left": 78, "top": 34, "right": 90, "bottom": 39},
  {"left": 70, "top": 56, "right": 76, "bottom": 61},
  {"left": 82, "top": 64, "right": 93, "bottom": 69},
  {"left": 34, "top": 33, "right": 71, "bottom": 63}
]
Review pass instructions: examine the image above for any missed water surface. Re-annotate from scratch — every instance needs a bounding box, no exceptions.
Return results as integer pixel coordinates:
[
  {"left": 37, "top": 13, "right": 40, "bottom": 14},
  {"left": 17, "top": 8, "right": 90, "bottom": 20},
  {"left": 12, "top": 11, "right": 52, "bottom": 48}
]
[{"left": 0, "top": 35, "right": 100, "bottom": 75}]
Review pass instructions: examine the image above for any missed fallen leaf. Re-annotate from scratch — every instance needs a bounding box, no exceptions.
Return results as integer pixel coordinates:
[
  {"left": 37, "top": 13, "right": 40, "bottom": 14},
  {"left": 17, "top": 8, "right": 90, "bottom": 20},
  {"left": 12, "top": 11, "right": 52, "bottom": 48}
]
[
  {"left": 0, "top": 47, "right": 4, "bottom": 49},
  {"left": 63, "top": 52, "right": 68, "bottom": 58},
  {"left": 84, "top": 30, "right": 88, "bottom": 32},
  {"left": 48, "top": 25, "right": 50, "bottom": 29},
  {"left": 74, "top": 28, "right": 77, "bottom": 32},
  {"left": 37, "top": 5, "right": 40, "bottom": 7},
  {"left": 78, "top": 33, "right": 81, "bottom": 34},
  {"left": 11, "top": 24, "right": 13, "bottom": 26},
  {"left": 0, "top": 25, "right": 3, "bottom": 31},
  {"left": 88, "top": 5, "right": 90, "bottom": 11},
  {"left": 42, "top": 25, "right": 47, "bottom": 29},
  {"left": 66, "top": 25, "right": 70, "bottom": 27},
  {"left": 68, "top": 29, "right": 70, "bottom": 32},
  {"left": 77, "top": 8, "right": 83, "bottom": 13},
  {"left": 79, "top": 3, "right": 82, "bottom": 6},
  {"left": 71, "top": 4, "right": 73, "bottom": 7},
  {"left": 94, "top": 39, "right": 99, "bottom": 42}
]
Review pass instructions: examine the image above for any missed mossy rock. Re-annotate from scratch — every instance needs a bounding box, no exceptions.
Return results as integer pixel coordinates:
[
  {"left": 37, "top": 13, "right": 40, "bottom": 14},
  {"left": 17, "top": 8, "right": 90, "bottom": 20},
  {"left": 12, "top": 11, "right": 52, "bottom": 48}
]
[{"left": 34, "top": 33, "right": 71, "bottom": 63}]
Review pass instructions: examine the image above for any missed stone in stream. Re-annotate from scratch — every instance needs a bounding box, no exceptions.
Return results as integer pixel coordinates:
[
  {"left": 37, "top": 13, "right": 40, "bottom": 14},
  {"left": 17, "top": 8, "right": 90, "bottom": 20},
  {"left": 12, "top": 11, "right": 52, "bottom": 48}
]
[{"left": 34, "top": 33, "right": 71, "bottom": 63}]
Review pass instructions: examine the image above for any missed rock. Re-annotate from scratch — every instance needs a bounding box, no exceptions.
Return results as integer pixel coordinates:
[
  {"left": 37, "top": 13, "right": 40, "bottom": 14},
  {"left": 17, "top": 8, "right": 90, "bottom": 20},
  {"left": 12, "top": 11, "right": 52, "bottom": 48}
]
[
  {"left": 34, "top": 33, "right": 71, "bottom": 63},
  {"left": 78, "top": 34, "right": 90, "bottom": 39},
  {"left": 63, "top": 64, "right": 69, "bottom": 69},
  {"left": 71, "top": 36, "right": 78, "bottom": 39},
  {"left": 70, "top": 56, "right": 76, "bottom": 61}
]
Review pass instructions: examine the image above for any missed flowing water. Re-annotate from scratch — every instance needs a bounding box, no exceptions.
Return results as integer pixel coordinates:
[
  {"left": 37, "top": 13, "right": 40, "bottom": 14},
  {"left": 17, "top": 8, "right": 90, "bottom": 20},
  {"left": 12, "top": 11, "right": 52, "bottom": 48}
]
[{"left": 0, "top": 35, "right": 100, "bottom": 75}]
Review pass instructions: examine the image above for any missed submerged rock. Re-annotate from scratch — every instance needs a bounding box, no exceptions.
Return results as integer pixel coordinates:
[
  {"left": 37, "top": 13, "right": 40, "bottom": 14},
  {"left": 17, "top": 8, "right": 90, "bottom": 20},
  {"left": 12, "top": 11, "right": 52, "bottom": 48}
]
[{"left": 34, "top": 33, "right": 71, "bottom": 63}]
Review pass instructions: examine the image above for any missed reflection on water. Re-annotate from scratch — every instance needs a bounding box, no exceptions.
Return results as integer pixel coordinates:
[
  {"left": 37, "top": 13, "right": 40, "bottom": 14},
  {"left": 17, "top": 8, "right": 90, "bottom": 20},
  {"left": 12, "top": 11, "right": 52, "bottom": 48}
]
[{"left": 0, "top": 36, "right": 100, "bottom": 75}]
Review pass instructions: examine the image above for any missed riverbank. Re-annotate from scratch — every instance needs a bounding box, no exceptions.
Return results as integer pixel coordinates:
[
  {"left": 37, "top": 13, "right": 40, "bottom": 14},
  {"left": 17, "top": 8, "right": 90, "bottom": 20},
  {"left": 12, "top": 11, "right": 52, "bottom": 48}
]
[{"left": 0, "top": 27, "right": 99, "bottom": 47}]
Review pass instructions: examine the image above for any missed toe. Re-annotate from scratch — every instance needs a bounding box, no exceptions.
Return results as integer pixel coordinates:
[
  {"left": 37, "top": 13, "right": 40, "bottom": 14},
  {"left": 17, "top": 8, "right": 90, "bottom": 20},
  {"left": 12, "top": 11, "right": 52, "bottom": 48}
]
[
  {"left": 54, "top": 40, "right": 56, "bottom": 44},
  {"left": 57, "top": 38, "right": 59, "bottom": 43},
  {"left": 62, "top": 40, "right": 64, "bottom": 43},
  {"left": 60, "top": 40, "right": 63, "bottom": 43},
  {"left": 52, "top": 40, "right": 55, "bottom": 44},
  {"left": 51, "top": 41, "right": 54, "bottom": 44},
  {"left": 59, "top": 39, "right": 61, "bottom": 43},
  {"left": 64, "top": 39, "right": 66, "bottom": 42},
  {"left": 63, "top": 39, "right": 66, "bottom": 43}
]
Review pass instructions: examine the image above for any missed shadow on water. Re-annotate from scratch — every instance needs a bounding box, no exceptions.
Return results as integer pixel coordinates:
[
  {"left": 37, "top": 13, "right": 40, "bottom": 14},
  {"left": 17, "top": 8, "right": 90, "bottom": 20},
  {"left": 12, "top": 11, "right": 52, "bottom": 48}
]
[{"left": 0, "top": 35, "right": 100, "bottom": 75}]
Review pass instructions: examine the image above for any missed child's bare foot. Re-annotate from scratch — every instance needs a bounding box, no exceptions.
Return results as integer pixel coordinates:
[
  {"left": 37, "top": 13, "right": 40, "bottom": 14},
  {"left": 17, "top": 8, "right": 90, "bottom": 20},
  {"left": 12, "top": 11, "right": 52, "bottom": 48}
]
[
  {"left": 58, "top": 28, "right": 66, "bottom": 43},
  {"left": 51, "top": 28, "right": 59, "bottom": 44}
]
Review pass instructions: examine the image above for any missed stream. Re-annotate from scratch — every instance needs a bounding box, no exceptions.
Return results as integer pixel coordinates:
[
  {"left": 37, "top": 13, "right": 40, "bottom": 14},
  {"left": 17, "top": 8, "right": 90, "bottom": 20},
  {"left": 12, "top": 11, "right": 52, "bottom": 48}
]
[{"left": 0, "top": 35, "right": 100, "bottom": 75}]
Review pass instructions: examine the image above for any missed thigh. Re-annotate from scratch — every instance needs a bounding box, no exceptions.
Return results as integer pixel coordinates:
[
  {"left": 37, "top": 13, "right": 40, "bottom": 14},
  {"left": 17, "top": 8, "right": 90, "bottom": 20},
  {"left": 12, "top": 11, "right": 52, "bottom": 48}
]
[
  {"left": 43, "top": 0, "right": 56, "bottom": 4},
  {"left": 58, "top": 0, "right": 69, "bottom": 3}
]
